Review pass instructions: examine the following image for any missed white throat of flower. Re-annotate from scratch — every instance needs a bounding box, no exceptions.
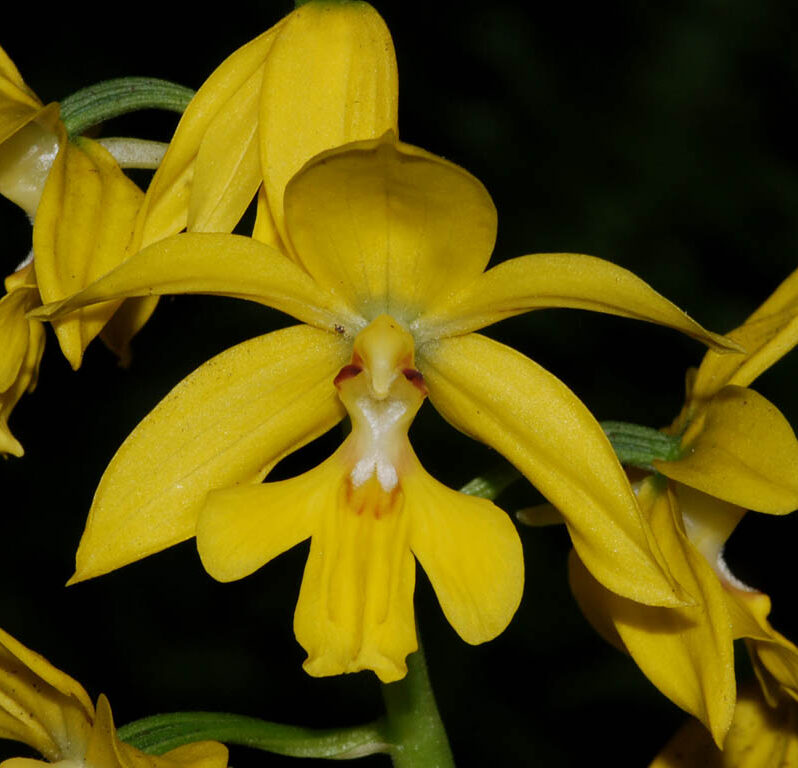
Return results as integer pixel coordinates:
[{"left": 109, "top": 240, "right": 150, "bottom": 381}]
[
  {"left": 335, "top": 314, "right": 426, "bottom": 502},
  {"left": 349, "top": 396, "right": 408, "bottom": 491}
]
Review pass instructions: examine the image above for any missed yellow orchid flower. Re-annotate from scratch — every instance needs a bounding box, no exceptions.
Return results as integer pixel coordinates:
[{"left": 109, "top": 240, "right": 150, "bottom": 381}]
[
  {"left": 1, "top": 43, "right": 145, "bottom": 369},
  {"left": 0, "top": 625, "right": 228, "bottom": 768},
  {"left": 0, "top": 43, "right": 147, "bottom": 453},
  {"left": 567, "top": 265, "right": 798, "bottom": 746},
  {"left": 1, "top": 47, "right": 55, "bottom": 455},
  {"left": 650, "top": 681, "right": 798, "bottom": 768},
  {"left": 654, "top": 266, "right": 798, "bottom": 513},
  {"left": 38, "top": 133, "right": 736, "bottom": 682}
]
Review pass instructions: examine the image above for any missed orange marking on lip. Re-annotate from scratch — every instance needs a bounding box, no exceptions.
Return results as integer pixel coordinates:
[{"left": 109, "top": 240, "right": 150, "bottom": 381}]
[{"left": 344, "top": 475, "right": 403, "bottom": 519}]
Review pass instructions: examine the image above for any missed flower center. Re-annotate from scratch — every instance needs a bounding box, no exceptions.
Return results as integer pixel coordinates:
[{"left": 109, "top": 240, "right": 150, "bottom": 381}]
[{"left": 334, "top": 314, "right": 426, "bottom": 513}]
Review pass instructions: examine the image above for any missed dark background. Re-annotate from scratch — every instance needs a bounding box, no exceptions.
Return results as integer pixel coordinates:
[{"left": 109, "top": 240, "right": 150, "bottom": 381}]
[{"left": 3, "top": 2, "right": 798, "bottom": 765}]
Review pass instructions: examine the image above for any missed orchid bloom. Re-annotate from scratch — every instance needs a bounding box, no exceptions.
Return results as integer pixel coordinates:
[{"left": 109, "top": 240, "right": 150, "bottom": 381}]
[
  {"left": 0, "top": 1, "right": 396, "bottom": 454},
  {"left": 568, "top": 266, "right": 798, "bottom": 746},
  {"left": 0, "top": 44, "right": 144, "bottom": 453},
  {"left": 38, "top": 132, "right": 736, "bottom": 681},
  {"left": 1, "top": 45, "right": 57, "bottom": 456},
  {"left": 0, "top": 625, "right": 228, "bottom": 768}
]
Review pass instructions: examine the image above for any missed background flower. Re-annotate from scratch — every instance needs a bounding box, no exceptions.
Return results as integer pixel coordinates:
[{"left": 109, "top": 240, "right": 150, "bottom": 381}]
[{"left": 0, "top": 626, "right": 228, "bottom": 768}]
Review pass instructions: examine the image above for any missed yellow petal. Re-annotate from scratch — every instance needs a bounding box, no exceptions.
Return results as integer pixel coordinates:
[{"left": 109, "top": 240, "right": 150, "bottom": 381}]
[
  {"left": 569, "top": 479, "right": 735, "bottom": 746},
  {"left": 674, "top": 483, "right": 746, "bottom": 572},
  {"left": 748, "top": 265, "right": 798, "bottom": 321},
  {"left": 0, "top": 45, "right": 47, "bottom": 150},
  {"left": 133, "top": 22, "right": 284, "bottom": 249},
  {"left": 86, "top": 695, "right": 229, "bottom": 768},
  {"left": 516, "top": 502, "right": 566, "bottom": 527},
  {"left": 0, "top": 317, "right": 44, "bottom": 458},
  {"left": 81, "top": 695, "right": 120, "bottom": 768},
  {"left": 201, "top": 427, "right": 450, "bottom": 683},
  {"left": 655, "top": 386, "right": 798, "bottom": 514},
  {"left": 0, "top": 626, "right": 93, "bottom": 761},
  {"left": 117, "top": 25, "right": 284, "bottom": 346},
  {"left": 33, "top": 135, "right": 143, "bottom": 369},
  {"left": 251, "top": 183, "right": 284, "bottom": 251},
  {"left": 692, "top": 311, "right": 798, "bottom": 402},
  {"left": 97, "top": 296, "right": 159, "bottom": 368},
  {"left": 284, "top": 136, "right": 496, "bottom": 321},
  {"left": 567, "top": 550, "right": 626, "bottom": 652},
  {"left": 155, "top": 742, "right": 229, "bottom": 768},
  {"left": 188, "top": 63, "right": 263, "bottom": 233},
  {"left": 720, "top": 693, "right": 798, "bottom": 768},
  {"left": 81, "top": 694, "right": 227, "bottom": 768},
  {"left": 197, "top": 467, "right": 326, "bottom": 583},
  {"left": 32, "top": 232, "right": 359, "bottom": 336},
  {"left": 692, "top": 266, "right": 798, "bottom": 400},
  {"left": 294, "top": 467, "right": 417, "bottom": 684},
  {"left": 674, "top": 487, "right": 798, "bottom": 702},
  {"left": 70, "top": 325, "right": 349, "bottom": 583},
  {"left": 0, "top": 758, "right": 49, "bottom": 768},
  {"left": 650, "top": 685, "right": 798, "bottom": 768},
  {"left": 0, "top": 281, "right": 36, "bottom": 392},
  {"left": 404, "top": 463, "right": 523, "bottom": 644},
  {"left": 418, "top": 333, "right": 684, "bottom": 607},
  {"left": 754, "top": 641, "right": 798, "bottom": 703},
  {"left": 0, "top": 45, "right": 40, "bottom": 111},
  {"left": 416, "top": 252, "right": 739, "bottom": 351},
  {"left": 723, "top": 588, "right": 798, "bottom": 700},
  {"left": 260, "top": 0, "right": 398, "bottom": 245}
]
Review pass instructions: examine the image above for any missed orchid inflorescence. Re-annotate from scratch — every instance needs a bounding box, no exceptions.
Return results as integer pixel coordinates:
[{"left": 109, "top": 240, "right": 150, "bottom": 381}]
[{"left": 2, "top": 3, "right": 798, "bottom": 766}]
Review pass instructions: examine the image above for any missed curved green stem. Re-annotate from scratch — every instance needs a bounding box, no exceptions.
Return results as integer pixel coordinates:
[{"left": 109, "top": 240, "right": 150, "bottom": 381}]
[
  {"left": 118, "top": 712, "right": 389, "bottom": 760},
  {"left": 381, "top": 640, "right": 455, "bottom": 767},
  {"left": 60, "top": 77, "right": 194, "bottom": 136},
  {"left": 118, "top": 645, "right": 453, "bottom": 765}
]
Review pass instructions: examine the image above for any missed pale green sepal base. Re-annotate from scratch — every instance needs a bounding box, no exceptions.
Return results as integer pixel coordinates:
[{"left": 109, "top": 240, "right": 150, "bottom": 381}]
[
  {"left": 60, "top": 78, "right": 195, "bottom": 137},
  {"left": 97, "top": 137, "right": 168, "bottom": 169}
]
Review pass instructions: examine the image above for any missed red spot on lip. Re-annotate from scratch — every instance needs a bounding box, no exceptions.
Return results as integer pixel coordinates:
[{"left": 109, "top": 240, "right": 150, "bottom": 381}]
[
  {"left": 402, "top": 368, "right": 427, "bottom": 395},
  {"left": 334, "top": 364, "right": 362, "bottom": 387}
]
